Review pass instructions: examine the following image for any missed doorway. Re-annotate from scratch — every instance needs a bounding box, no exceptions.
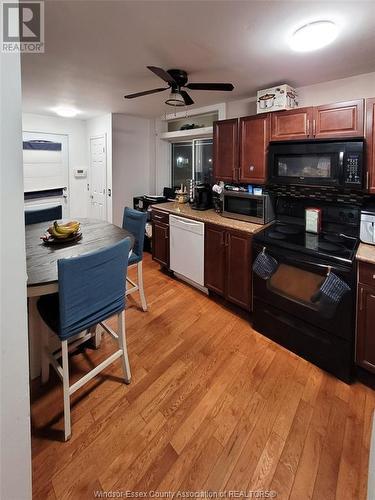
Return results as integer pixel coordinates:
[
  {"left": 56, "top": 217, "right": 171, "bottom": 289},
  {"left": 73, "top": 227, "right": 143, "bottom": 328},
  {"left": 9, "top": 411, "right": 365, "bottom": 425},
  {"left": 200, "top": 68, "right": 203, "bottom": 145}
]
[{"left": 89, "top": 135, "right": 107, "bottom": 220}]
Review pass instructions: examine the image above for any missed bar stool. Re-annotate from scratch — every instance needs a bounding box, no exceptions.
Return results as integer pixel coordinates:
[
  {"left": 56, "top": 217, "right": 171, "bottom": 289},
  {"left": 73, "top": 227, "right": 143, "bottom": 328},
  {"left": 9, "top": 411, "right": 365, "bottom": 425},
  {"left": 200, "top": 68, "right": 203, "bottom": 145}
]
[
  {"left": 122, "top": 207, "right": 148, "bottom": 311},
  {"left": 37, "top": 238, "right": 132, "bottom": 441}
]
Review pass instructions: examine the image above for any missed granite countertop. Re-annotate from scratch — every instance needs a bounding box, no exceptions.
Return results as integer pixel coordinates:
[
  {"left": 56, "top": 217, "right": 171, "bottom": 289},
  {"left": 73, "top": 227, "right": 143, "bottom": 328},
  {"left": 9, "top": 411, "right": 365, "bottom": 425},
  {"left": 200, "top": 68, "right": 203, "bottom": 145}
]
[
  {"left": 151, "top": 202, "right": 266, "bottom": 234},
  {"left": 357, "top": 243, "right": 375, "bottom": 265}
]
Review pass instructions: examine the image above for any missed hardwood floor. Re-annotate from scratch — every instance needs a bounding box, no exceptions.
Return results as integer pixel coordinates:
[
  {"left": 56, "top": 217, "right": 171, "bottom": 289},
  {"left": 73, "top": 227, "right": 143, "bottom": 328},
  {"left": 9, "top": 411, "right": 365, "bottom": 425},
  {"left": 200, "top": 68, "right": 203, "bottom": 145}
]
[{"left": 31, "top": 253, "right": 375, "bottom": 500}]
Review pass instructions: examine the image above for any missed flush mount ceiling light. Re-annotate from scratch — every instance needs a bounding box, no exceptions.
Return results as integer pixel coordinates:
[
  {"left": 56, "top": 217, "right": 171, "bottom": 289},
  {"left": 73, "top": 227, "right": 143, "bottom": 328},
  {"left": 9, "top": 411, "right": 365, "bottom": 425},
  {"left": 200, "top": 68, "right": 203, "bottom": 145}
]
[
  {"left": 165, "top": 89, "right": 186, "bottom": 107},
  {"left": 52, "top": 106, "right": 80, "bottom": 118},
  {"left": 289, "top": 20, "right": 338, "bottom": 52}
]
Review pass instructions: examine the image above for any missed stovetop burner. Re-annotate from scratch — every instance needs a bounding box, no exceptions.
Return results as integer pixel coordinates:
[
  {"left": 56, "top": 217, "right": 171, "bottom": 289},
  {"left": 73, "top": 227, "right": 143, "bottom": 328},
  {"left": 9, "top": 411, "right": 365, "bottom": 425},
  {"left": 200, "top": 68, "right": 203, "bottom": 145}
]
[
  {"left": 275, "top": 225, "right": 303, "bottom": 235},
  {"left": 268, "top": 231, "right": 286, "bottom": 240},
  {"left": 318, "top": 241, "right": 346, "bottom": 253}
]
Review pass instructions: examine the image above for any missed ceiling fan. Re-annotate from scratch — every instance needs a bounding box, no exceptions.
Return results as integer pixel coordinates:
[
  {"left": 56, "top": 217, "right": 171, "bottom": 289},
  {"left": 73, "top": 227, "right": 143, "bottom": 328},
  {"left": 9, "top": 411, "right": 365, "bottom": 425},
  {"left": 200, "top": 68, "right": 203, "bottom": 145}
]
[{"left": 124, "top": 66, "right": 234, "bottom": 106}]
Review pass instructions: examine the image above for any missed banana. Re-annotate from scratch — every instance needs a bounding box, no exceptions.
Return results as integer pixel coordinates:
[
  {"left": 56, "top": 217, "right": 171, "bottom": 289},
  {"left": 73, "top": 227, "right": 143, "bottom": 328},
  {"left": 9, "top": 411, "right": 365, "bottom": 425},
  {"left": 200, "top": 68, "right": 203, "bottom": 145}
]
[
  {"left": 47, "top": 225, "right": 70, "bottom": 239},
  {"left": 53, "top": 221, "right": 80, "bottom": 235}
]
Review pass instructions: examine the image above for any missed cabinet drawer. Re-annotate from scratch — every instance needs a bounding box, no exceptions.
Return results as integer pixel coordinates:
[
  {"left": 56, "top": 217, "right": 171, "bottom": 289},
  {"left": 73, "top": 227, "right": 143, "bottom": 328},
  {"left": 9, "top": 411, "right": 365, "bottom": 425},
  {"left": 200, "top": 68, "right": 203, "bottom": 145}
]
[
  {"left": 152, "top": 210, "right": 169, "bottom": 225},
  {"left": 358, "top": 261, "right": 375, "bottom": 287}
]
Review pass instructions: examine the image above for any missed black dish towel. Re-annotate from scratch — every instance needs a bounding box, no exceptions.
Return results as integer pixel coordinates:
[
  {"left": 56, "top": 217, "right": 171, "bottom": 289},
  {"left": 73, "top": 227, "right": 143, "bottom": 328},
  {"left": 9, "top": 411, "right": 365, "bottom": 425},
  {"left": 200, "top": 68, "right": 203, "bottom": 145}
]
[
  {"left": 311, "top": 272, "right": 351, "bottom": 319},
  {"left": 253, "top": 251, "right": 279, "bottom": 280}
]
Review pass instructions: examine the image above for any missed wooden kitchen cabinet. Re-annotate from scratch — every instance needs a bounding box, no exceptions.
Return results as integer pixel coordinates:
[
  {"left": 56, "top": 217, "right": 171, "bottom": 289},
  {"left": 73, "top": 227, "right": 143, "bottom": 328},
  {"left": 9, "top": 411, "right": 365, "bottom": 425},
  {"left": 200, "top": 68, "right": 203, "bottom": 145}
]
[
  {"left": 313, "top": 99, "right": 364, "bottom": 139},
  {"left": 239, "top": 114, "right": 270, "bottom": 184},
  {"left": 204, "top": 225, "right": 226, "bottom": 296},
  {"left": 270, "top": 107, "right": 313, "bottom": 141},
  {"left": 365, "top": 97, "right": 375, "bottom": 193},
  {"left": 204, "top": 223, "right": 252, "bottom": 311},
  {"left": 152, "top": 210, "right": 169, "bottom": 267},
  {"left": 357, "top": 276, "right": 375, "bottom": 374},
  {"left": 213, "top": 119, "right": 238, "bottom": 182},
  {"left": 270, "top": 100, "right": 364, "bottom": 142},
  {"left": 226, "top": 230, "right": 252, "bottom": 310}
]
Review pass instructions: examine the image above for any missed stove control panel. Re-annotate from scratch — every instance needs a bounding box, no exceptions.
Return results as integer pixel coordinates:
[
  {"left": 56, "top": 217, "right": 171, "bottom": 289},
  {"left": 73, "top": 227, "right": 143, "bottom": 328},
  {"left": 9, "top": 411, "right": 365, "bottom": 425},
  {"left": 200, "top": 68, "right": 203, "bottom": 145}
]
[{"left": 343, "top": 152, "right": 362, "bottom": 187}]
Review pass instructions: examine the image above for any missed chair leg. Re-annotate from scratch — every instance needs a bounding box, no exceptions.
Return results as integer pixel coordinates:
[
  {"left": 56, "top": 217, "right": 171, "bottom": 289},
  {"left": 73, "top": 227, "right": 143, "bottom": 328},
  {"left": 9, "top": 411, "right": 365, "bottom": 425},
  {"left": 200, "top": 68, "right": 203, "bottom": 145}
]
[
  {"left": 137, "top": 261, "right": 148, "bottom": 312},
  {"left": 61, "top": 340, "right": 72, "bottom": 441},
  {"left": 117, "top": 311, "right": 131, "bottom": 384},
  {"left": 41, "top": 328, "right": 50, "bottom": 384}
]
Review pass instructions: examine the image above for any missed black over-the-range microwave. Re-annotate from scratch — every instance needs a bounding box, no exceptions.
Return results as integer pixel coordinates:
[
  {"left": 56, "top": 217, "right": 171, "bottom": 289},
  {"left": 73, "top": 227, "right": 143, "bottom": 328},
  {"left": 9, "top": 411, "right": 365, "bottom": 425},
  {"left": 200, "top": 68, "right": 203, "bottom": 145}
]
[{"left": 268, "top": 139, "right": 364, "bottom": 189}]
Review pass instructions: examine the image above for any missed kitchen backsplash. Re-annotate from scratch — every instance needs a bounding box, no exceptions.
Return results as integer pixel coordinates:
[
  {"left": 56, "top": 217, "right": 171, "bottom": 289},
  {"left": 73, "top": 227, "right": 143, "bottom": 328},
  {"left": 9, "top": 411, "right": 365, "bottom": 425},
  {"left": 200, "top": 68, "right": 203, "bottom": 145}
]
[{"left": 265, "top": 184, "right": 371, "bottom": 206}]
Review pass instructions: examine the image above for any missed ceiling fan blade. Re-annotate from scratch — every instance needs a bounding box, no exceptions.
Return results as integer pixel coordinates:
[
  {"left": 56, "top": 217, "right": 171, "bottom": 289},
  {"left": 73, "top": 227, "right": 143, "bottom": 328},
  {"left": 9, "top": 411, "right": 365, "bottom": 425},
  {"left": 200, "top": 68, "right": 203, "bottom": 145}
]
[
  {"left": 147, "top": 66, "right": 176, "bottom": 85},
  {"left": 180, "top": 90, "right": 194, "bottom": 106},
  {"left": 124, "top": 87, "right": 168, "bottom": 99},
  {"left": 186, "top": 83, "right": 234, "bottom": 91}
]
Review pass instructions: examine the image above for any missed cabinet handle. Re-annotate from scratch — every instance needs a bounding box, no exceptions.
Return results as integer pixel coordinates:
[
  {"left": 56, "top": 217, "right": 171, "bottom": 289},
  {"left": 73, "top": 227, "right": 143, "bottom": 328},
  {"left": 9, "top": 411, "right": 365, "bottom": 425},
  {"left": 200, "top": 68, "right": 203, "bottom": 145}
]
[
  {"left": 313, "top": 119, "right": 316, "bottom": 136},
  {"left": 249, "top": 165, "right": 255, "bottom": 172},
  {"left": 225, "top": 232, "right": 229, "bottom": 247},
  {"left": 366, "top": 172, "right": 370, "bottom": 190},
  {"left": 360, "top": 287, "right": 364, "bottom": 311},
  {"left": 307, "top": 119, "right": 310, "bottom": 136},
  {"left": 154, "top": 214, "right": 163, "bottom": 220}
]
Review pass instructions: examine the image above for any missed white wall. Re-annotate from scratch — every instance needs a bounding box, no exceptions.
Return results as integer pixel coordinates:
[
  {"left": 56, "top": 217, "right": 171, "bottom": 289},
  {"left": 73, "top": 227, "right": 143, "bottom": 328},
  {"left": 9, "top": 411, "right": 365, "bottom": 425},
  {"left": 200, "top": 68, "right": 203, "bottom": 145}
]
[
  {"left": 112, "top": 114, "right": 152, "bottom": 226},
  {"left": 86, "top": 113, "right": 112, "bottom": 222},
  {"left": 22, "top": 113, "right": 88, "bottom": 218},
  {"left": 226, "top": 70, "right": 375, "bottom": 118},
  {"left": 1, "top": 49, "right": 32, "bottom": 499}
]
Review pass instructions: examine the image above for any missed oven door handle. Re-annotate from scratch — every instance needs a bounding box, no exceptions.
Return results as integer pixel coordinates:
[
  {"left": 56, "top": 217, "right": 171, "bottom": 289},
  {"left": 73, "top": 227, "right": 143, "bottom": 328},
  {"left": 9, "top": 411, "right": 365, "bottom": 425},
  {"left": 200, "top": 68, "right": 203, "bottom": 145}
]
[{"left": 262, "top": 246, "right": 349, "bottom": 275}]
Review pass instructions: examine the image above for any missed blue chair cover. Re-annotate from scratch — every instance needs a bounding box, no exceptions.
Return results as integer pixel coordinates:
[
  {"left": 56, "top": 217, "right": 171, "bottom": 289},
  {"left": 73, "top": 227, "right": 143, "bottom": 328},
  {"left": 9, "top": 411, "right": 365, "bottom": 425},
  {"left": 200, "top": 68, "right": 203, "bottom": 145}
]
[
  {"left": 38, "top": 238, "right": 131, "bottom": 341},
  {"left": 122, "top": 207, "right": 147, "bottom": 265},
  {"left": 25, "top": 205, "right": 62, "bottom": 225}
]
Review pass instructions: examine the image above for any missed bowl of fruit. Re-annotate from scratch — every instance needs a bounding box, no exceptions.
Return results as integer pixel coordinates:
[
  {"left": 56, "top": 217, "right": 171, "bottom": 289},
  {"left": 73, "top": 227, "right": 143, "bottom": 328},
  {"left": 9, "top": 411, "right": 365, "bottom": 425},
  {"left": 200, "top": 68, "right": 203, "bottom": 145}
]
[{"left": 41, "top": 220, "right": 82, "bottom": 245}]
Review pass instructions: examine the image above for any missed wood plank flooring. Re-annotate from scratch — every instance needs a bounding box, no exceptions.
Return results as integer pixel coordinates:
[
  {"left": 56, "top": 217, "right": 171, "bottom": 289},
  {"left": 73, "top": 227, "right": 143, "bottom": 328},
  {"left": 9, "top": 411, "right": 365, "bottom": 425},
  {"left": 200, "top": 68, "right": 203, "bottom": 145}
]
[{"left": 31, "top": 253, "right": 375, "bottom": 500}]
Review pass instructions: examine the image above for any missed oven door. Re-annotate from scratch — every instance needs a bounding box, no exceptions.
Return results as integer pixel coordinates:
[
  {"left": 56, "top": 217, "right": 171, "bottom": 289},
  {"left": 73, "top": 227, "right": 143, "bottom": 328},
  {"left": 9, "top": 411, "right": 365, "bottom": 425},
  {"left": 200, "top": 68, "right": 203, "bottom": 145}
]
[
  {"left": 268, "top": 141, "right": 343, "bottom": 187},
  {"left": 253, "top": 243, "right": 355, "bottom": 340},
  {"left": 223, "top": 193, "right": 264, "bottom": 223}
]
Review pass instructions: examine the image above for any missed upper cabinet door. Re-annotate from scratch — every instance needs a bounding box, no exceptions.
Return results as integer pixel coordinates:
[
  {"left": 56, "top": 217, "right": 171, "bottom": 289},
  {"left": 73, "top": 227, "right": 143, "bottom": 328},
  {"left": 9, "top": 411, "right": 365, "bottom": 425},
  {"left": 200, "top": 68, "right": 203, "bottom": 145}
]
[
  {"left": 213, "top": 119, "right": 238, "bottom": 182},
  {"left": 239, "top": 114, "right": 270, "bottom": 184},
  {"left": 365, "top": 98, "right": 375, "bottom": 193},
  {"left": 270, "top": 107, "right": 313, "bottom": 141},
  {"left": 313, "top": 99, "right": 364, "bottom": 138}
]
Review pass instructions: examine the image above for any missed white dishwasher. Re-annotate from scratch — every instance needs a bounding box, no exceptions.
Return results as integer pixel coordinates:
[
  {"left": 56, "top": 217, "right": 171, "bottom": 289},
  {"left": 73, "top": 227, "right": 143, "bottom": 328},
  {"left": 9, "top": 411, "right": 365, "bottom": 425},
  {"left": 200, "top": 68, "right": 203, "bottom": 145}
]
[{"left": 169, "top": 215, "right": 205, "bottom": 288}]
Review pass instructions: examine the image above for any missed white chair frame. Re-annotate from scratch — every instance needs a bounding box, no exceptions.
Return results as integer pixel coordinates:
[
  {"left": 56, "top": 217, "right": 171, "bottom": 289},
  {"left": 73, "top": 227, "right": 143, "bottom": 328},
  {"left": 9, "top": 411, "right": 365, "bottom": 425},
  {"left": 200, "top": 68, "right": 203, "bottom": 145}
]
[
  {"left": 125, "top": 261, "right": 147, "bottom": 312},
  {"left": 40, "top": 310, "right": 131, "bottom": 441}
]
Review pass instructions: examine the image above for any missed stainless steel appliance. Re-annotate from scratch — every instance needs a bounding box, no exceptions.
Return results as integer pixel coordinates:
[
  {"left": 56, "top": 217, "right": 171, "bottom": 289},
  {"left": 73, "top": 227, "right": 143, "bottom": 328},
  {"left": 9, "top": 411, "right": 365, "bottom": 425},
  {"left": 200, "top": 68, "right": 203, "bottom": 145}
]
[
  {"left": 191, "top": 184, "right": 212, "bottom": 211},
  {"left": 360, "top": 207, "right": 375, "bottom": 245},
  {"left": 223, "top": 191, "right": 275, "bottom": 224},
  {"left": 253, "top": 198, "right": 360, "bottom": 382},
  {"left": 268, "top": 139, "right": 364, "bottom": 189}
]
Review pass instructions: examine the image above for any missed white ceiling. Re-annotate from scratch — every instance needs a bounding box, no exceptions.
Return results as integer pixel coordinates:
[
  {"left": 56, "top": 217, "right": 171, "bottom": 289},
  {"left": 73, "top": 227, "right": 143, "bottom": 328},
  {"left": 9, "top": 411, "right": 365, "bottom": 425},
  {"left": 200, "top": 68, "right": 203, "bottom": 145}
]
[{"left": 21, "top": 0, "right": 375, "bottom": 119}]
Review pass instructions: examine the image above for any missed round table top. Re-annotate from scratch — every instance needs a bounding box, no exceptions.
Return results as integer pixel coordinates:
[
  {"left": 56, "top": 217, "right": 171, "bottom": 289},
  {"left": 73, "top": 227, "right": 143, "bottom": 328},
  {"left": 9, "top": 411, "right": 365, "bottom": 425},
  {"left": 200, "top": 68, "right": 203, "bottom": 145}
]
[{"left": 26, "top": 218, "right": 134, "bottom": 288}]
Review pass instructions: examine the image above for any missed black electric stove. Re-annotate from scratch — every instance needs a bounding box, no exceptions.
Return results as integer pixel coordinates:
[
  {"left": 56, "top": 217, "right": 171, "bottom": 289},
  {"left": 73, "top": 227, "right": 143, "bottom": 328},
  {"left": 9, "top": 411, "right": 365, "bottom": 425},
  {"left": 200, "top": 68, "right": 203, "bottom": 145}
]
[
  {"left": 256, "top": 221, "right": 359, "bottom": 266},
  {"left": 252, "top": 199, "right": 360, "bottom": 383}
]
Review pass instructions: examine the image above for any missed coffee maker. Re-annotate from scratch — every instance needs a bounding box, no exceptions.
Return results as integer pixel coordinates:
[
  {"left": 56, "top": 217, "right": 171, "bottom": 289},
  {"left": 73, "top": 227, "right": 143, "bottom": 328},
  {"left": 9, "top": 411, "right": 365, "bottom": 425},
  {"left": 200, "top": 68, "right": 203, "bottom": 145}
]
[{"left": 191, "top": 184, "right": 212, "bottom": 211}]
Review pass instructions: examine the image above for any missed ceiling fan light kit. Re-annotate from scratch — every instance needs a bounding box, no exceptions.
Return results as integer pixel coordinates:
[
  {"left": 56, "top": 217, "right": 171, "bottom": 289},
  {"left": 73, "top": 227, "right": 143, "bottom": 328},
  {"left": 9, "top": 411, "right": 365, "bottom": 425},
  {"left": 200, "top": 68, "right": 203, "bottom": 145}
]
[
  {"left": 165, "top": 89, "right": 185, "bottom": 107},
  {"left": 124, "top": 66, "right": 234, "bottom": 106}
]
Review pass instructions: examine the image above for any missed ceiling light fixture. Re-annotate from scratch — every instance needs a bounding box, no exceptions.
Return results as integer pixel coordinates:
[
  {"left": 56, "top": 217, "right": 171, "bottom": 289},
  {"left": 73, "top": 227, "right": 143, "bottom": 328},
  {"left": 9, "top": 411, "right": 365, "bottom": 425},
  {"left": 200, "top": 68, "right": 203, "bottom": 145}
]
[
  {"left": 289, "top": 20, "right": 338, "bottom": 52},
  {"left": 52, "top": 106, "right": 80, "bottom": 118},
  {"left": 165, "top": 89, "right": 185, "bottom": 107}
]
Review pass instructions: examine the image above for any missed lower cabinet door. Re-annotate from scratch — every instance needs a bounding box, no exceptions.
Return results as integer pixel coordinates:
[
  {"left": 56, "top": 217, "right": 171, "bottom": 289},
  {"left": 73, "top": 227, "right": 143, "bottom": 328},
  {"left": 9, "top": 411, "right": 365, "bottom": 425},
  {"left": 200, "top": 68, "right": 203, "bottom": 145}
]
[
  {"left": 204, "top": 224, "right": 226, "bottom": 296},
  {"left": 152, "top": 222, "right": 169, "bottom": 267},
  {"left": 226, "top": 230, "right": 252, "bottom": 311},
  {"left": 356, "top": 285, "right": 375, "bottom": 373}
]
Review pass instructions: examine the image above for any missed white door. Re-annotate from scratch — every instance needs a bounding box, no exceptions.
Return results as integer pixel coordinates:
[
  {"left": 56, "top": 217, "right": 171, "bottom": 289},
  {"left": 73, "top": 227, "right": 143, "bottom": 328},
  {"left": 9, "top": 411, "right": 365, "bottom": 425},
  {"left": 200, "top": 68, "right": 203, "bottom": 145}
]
[{"left": 89, "top": 135, "right": 107, "bottom": 220}]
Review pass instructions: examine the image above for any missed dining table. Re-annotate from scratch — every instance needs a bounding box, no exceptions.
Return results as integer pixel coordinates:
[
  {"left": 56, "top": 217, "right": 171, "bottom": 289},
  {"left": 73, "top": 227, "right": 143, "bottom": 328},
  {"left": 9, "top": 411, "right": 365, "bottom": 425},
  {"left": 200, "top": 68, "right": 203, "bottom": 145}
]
[{"left": 26, "top": 218, "right": 134, "bottom": 379}]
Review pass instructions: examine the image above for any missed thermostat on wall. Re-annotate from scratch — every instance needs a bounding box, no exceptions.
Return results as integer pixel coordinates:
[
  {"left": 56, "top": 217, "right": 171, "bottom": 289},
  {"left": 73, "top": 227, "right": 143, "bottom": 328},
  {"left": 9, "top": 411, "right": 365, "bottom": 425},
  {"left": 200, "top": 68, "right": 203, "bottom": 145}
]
[{"left": 74, "top": 168, "right": 87, "bottom": 178}]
